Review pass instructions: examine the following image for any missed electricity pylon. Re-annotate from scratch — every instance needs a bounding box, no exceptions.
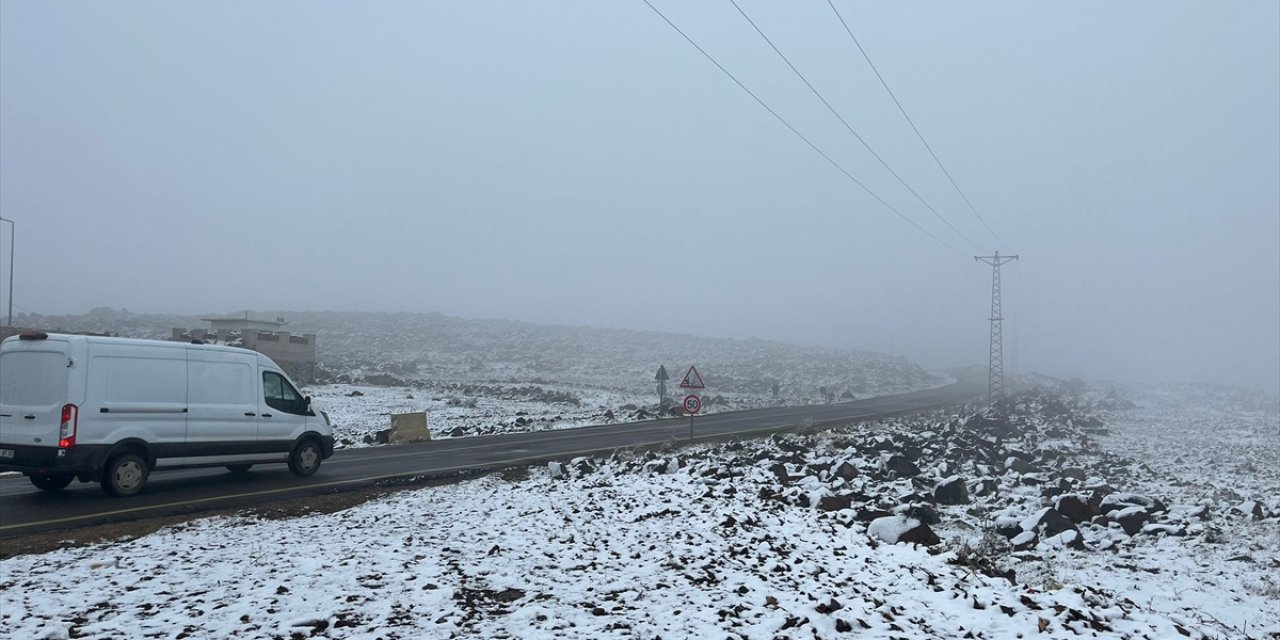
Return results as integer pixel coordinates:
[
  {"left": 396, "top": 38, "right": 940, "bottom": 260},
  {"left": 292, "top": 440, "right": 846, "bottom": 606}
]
[{"left": 975, "top": 251, "right": 1018, "bottom": 407}]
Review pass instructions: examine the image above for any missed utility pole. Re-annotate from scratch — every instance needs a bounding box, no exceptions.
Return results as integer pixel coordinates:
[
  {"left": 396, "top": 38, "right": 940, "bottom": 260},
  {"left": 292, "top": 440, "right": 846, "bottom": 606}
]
[
  {"left": 0, "top": 217, "right": 13, "bottom": 328},
  {"left": 975, "top": 251, "right": 1018, "bottom": 407}
]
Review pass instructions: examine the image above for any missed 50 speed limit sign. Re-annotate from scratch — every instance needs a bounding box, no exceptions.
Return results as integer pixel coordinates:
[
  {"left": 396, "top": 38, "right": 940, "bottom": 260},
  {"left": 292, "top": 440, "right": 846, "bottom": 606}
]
[{"left": 683, "top": 394, "right": 702, "bottom": 415}]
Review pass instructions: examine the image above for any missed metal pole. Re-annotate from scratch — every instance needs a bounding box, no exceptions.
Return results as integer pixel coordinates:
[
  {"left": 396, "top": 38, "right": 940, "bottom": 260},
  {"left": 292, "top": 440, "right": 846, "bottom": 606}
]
[
  {"left": 975, "top": 251, "right": 1018, "bottom": 407},
  {"left": 0, "top": 217, "right": 12, "bottom": 328}
]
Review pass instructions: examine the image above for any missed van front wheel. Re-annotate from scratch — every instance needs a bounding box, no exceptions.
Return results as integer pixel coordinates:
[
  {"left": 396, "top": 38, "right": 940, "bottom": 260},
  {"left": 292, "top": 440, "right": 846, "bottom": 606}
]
[
  {"left": 30, "top": 474, "right": 74, "bottom": 491},
  {"left": 102, "top": 453, "right": 149, "bottom": 497},
  {"left": 288, "top": 439, "right": 322, "bottom": 477}
]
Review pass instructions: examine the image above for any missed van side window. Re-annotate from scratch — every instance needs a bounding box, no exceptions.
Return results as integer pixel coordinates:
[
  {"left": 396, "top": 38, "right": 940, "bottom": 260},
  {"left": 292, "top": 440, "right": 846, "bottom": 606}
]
[{"left": 262, "top": 371, "right": 308, "bottom": 415}]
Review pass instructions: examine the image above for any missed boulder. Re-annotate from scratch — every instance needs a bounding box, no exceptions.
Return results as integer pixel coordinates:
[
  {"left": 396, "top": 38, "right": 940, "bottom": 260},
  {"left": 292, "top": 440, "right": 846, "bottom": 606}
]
[
  {"left": 1011, "top": 530, "right": 1037, "bottom": 550},
  {"left": 970, "top": 478, "right": 999, "bottom": 498},
  {"left": 1020, "top": 507, "right": 1078, "bottom": 538},
  {"left": 995, "top": 515, "right": 1023, "bottom": 539},
  {"left": 1113, "top": 506, "right": 1150, "bottom": 535},
  {"left": 884, "top": 455, "right": 921, "bottom": 478},
  {"left": 833, "top": 461, "right": 859, "bottom": 481},
  {"left": 1100, "top": 493, "right": 1167, "bottom": 515},
  {"left": 547, "top": 461, "right": 567, "bottom": 480},
  {"left": 934, "top": 476, "right": 970, "bottom": 505},
  {"left": 1054, "top": 495, "right": 1096, "bottom": 524},
  {"left": 1006, "top": 457, "right": 1040, "bottom": 474},
  {"left": 1140, "top": 524, "right": 1186, "bottom": 537},
  {"left": 855, "top": 508, "right": 893, "bottom": 523},
  {"left": 819, "top": 494, "right": 854, "bottom": 512},
  {"left": 868, "top": 515, "right": 939, "bottom": 546},
  {"left": 768, "top": 463, "right": 791, "bottom": 485},
  {"left": 1060, "top": 467, "right": 1087, "bottom": 481},
  {"left": 903, "top": 504, "right": 941, "bottom": 526}
]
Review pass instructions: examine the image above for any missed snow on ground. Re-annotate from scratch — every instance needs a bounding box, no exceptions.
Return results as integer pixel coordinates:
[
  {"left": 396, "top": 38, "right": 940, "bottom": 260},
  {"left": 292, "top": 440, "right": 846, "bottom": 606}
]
[
  {"left": 2, "top": 384, "right": 1276, "bottom": 639},
  {"left": 306, "top": 373, "right": 955, "bottom": 448}
]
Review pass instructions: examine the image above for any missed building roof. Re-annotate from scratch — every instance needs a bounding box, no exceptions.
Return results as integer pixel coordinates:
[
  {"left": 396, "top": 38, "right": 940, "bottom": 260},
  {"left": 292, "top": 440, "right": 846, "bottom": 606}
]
[{"left": 202, "top": 317, "right": 285, "bottom": 326}]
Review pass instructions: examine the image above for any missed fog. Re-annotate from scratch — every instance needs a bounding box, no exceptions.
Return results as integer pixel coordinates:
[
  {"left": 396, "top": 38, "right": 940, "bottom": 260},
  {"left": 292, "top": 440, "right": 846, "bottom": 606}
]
[{"left": 1, "top": 2, "right": 1276, "bottom": 393}]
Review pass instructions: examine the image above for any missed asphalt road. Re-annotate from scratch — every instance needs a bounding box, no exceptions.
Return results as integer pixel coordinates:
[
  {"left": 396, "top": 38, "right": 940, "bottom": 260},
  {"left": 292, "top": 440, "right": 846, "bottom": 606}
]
[{"left": 0, "top": 377, "right": 983, "bottom": 538}]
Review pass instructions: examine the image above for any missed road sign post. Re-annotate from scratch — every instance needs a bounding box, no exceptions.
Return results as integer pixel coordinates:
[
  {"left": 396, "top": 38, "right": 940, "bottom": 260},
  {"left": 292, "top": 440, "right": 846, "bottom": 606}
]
[
  {"left": 655, "top": 365, "right": 669, "bottom": 408},
  {"left": 683, "top": 394, "right": 702, "bottom": 440},
  {"left": 679, "top": 366, "right": 706, "bottom": 441}
]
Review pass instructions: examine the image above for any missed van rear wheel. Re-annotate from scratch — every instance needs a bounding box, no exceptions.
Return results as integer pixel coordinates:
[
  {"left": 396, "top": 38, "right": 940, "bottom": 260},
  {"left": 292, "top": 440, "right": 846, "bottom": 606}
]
[
  {"left": 30, "top": 474, "right": 74, "bottom": 491},
  {"left": 102, "top": 453, "right": 149, "bottom": 497},
  {"left": 288, "top": 439, "right": 322, "bottom": 477}
]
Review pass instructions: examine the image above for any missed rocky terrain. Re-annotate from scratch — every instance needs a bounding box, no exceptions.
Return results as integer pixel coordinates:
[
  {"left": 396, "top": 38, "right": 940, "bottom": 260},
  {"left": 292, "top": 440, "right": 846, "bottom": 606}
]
[{"left": 2, "top": 383, "right": 1275, "bottom": 638}]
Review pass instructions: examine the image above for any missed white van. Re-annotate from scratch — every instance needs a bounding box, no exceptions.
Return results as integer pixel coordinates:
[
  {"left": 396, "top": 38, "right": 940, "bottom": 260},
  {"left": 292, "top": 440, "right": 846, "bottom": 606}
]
[{"left": 0, "top": 332, "right": 334, "bottom": 496}]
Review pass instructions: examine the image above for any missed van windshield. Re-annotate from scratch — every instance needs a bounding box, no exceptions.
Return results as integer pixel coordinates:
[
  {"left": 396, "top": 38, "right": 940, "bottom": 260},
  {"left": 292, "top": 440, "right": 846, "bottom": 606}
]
[{"left": 0, "top": 351, "right": 68, "bottom": 407}]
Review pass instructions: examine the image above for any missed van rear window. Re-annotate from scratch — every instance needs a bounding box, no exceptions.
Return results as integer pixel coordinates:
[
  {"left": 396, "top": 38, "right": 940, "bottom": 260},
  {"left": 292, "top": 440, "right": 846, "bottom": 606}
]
[{"left": 0, "top": 351, "right": 68, "bottom": 407}]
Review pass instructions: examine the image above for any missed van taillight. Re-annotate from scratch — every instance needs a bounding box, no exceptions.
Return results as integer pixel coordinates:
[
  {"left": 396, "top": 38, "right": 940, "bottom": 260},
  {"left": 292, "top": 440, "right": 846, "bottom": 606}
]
[{"left": 59, "top": 404, "right": 78, "bottom": 448}]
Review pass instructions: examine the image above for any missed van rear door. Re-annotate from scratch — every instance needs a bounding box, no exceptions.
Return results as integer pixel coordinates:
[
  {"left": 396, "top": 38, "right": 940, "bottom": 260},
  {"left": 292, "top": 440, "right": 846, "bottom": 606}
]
[{"left": 0, "top": 345, "right": 71, "bottom": 447}]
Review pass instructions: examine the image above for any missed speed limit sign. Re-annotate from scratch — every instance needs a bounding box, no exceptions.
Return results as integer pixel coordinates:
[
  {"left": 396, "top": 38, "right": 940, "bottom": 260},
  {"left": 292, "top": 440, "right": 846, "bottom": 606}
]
[{"left": 683, "top": 394, "right": 702, "bottom": 415}]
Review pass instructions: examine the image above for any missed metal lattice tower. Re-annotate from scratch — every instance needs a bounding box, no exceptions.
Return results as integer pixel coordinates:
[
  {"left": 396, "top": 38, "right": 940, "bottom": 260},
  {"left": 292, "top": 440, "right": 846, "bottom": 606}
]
[{"left": 975, "top": 252, "right": 1018, "bottom": 406}]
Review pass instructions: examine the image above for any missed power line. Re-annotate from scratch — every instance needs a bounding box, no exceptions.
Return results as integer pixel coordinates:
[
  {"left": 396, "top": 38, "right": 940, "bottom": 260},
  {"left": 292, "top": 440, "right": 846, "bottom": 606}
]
[
  {"left": 827, "top": 0, "right": 1006, "bottom": 249},
  {"left": 727, "top": 0, "right": 984, "bottom": 252},
  {"left": 639, "top": 0, "right": 964, "bottom": 255}
]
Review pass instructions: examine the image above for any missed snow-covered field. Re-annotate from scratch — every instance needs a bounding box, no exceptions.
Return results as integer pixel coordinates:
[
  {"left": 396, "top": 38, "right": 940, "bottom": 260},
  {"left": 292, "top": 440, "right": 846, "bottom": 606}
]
[{"left": 2, "top": 384, "right": 1276, "bottom": 639}]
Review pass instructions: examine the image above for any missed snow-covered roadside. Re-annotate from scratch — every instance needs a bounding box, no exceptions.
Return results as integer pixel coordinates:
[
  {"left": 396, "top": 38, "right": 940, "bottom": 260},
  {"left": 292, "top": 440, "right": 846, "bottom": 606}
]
[
  {"left": 308, "top": 372, "right": 958, "bottom": 448},
  {"left": 0, "top": 458, "right": 1219, "bottom": 640},
  {"left": 3, "top": 384, "right": 1275, "bottom": 639}
]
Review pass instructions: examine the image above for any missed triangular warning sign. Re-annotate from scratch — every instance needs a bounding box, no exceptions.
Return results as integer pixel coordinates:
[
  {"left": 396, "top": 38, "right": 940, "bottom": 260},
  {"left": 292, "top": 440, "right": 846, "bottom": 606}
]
[{"left": 678, "top": 365, "right": 705, "bottom": 389}]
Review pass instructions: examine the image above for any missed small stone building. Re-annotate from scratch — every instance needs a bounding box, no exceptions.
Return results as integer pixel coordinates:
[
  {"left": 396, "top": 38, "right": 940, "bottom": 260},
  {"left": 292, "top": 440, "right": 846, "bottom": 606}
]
[{"left": 171, "top": 315, "right": 317, "bottom": 383}]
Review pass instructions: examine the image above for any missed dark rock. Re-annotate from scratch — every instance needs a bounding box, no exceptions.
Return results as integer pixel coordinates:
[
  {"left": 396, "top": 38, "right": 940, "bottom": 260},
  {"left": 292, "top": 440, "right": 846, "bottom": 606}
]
[
  {"left": 371, "top": 429, "right": 390, "bottom": 445},
  {"left": 855, "top": 508, "right": 893, "bottom": 523},
  {"left": 348, "top": 390, "right": 364, "bottom": 397},
  {"left": 1006, "top": 457, "right": 1040, "bottom": 474},
  {"left": 1100, "top": 493, "right": 1167, "bottom": 515},
  {"left": 1060, "top": 467, "right": 1087, "bottom": 481},
  {"left": 815, "top": 598, "right": 843, "bottom": 614},
  {"left": 904, "top": 504, "right": 941, "bottom": 526},
  {"left": 899, "top": 523, "right": 941, "bottom": 546},
  {"left": 1055, "top": 495, "right": 1096, "bottom": 524},
  {"left": 1022, "top": 507, "right": 1078, "bottom": 538},
  {"left": 971, "top": 478, "right": 999, "bottom": 497},
  {"left": 934, "top": 476, "right": 970, "bottom": 505},
  {"left": 835, "top": 618, "right": 853, "bottom": 632},
  {"left": 868, "top": 515, "right": 940, "bottom": 546},
  {"left": 884, "top": 455, "right": 921, "bottom": 478},
  {"left": 1010, "top": 530, "right": 1037, "bottom": 551},
  {"left": 819, "top": 494, "right": 854, "bottom": 512},
  {"left": 996, "top": 519, "right": 1023, "bottom": 539},
  {"left": 769, "top": 463, "right": 790, "bottom": 485},
  {"left": 833, "top": 461, "right": 858, "bottom": 481},
  {"left": 1114, "top": 507, "right": 1150, "bottom": 535}
]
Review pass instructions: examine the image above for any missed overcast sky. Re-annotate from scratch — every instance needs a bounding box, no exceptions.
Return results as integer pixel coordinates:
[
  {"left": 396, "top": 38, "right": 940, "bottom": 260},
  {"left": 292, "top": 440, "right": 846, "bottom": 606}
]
[{"left": 1, "top": 1, "right": 1277, "bottom": 392}]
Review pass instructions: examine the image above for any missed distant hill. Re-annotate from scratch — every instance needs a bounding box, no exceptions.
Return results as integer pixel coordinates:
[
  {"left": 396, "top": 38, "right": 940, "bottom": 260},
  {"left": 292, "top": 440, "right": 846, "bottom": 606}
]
[{"left": 11, "top": 308, "right": 943, "bottom": 398}]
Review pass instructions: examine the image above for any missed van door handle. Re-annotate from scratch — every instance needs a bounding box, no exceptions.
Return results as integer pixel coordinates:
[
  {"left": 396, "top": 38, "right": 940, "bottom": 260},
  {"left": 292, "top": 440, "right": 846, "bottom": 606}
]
[
  {"left": 262, "top": 413, "right": 273, "bottom": 418},
  {"left": 24, "top": 415, "right": 35, "bottom": 420},
  {"left": 244, "top": 412, "right": 256, "bottom": 417}
]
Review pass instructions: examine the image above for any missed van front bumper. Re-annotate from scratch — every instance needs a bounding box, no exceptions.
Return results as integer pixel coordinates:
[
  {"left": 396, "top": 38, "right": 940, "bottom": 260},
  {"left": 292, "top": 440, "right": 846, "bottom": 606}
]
[{"left": 0, "top": 444, "right": 106, "bottom": 477}]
